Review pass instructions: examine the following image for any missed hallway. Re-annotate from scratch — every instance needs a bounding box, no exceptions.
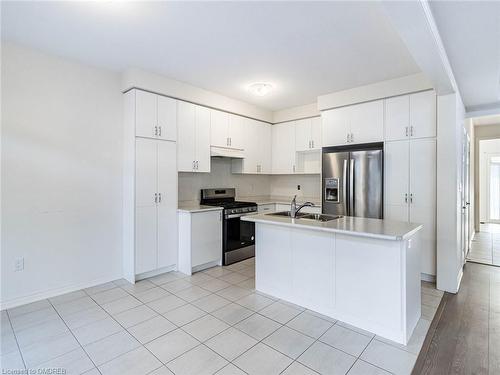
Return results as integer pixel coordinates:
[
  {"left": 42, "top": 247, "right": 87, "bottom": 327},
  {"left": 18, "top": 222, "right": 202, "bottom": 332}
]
[
  {"left": 467, "top": 224, "right": 500, "bottom": 266},
  {"left": 412, "top": 262, "right": 500, "bottom": 374}
]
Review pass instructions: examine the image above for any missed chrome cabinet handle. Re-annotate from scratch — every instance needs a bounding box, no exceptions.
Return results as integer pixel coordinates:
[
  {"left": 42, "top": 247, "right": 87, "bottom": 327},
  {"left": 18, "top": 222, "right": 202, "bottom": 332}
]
[
  {"left": 229, "top": 137, "right": 232, "bottom": 146},
  {"left": 351, "top": 133, "right": 354, "bottom": 143},
  {"left": 154, "top": 126, "right": 158, "bottom": 136},
  {"left": 312, "top": 140, "right": 314, "bottom": 148},
  {"left": 405, "top": 127, "right": 408, "bottom": 137},
  {"left": 410, "top": 126, "right": 414, "bottom": 137},
  {"left": 196, "top": 161, "right": 199, "bottom": 170},
  {"left": 158, "top": 193, "right": 162, "bottom": 203},
  {"left": 154, "top": 193, "right": 158, "bottom": 204},
  {"left": 410, "top": 193, "right": 413, "bottom": 203},
  {"left": 405, "top": 193, "right": 408, "bottom": 203},
  {"left": 293, "top": 165, "right": 296, "bottom": 173},
  {"left": 227, "top": 137, "right": 229, "bottom": 146},
  {"left": 346, "top": 133, "right": 350, "bottom": 143},
  {"left": 158, "top": 126, "right": 162, "bottom": 137}
]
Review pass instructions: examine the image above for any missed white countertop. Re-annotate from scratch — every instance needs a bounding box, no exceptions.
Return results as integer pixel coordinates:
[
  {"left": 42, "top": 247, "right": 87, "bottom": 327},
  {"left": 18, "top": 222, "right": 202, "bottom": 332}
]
[
  {"left": 239, "top": 195, "right": 322, "bottom": 207},
  {"left": 242, "top": 213, "right": 422, "bottom": 241},
  {"left": 177, "top": 202, "right": 223, "bottom": 213}
]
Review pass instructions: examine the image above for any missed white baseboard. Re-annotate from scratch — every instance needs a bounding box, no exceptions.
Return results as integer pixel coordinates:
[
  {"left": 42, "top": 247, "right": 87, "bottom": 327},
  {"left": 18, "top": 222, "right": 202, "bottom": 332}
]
[
  {"left": 420, "top": 273, "right": 436, "bottom": 282},
  {"left": 0, "top": 273, "right": 122, "bottom": 311},
  {"left": 135, "top": 265, "right": 177, "bottom": 281}
]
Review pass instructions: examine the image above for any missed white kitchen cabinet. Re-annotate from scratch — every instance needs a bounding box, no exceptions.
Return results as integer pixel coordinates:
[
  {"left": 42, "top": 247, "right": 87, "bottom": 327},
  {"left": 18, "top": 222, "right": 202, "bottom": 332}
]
[
  {"left": 177, "top": 101, "right": 211, "bottom": 172},
  {"left": 210, "top": 110, "right": 246, "bottom": 150},
  {"left": 178, "top": 209, "right": 223, "bottom": 275},
  {"left": 295, "top": 117, "right": 322, "bottom": 151},
  {"left": 135, "top": 89, "right": 177, "bottom": 141},
  {"left": 322, "top": 100, "right": 383, "bottom": 147},
  {"left": 231, "top": 118, "right": 271, "bottom": 174},
  {"left": 385, "top": 90, "right": 436, "bottom": 141},
  {"left": 384, "top": 138, "right": 436, "bottom": 276},
  {"left": 272, "top": 121, "right": 296, "bottom": 174},
  {"left": 124, "top": 91, "right": 178, "bottom": 281}
]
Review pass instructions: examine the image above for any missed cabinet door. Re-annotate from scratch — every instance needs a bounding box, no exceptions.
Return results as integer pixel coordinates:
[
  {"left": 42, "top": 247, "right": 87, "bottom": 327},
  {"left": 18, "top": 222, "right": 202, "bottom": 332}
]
[
  {"left": 210, "top": 109, "right": 229, "bottom": 148},
  {"left": 177, "top": 101, "right": 196, "bottom": 172},
  {"left": 410, "top": 91, "right": 436, "bottom": 139},
  {"left": 157, "top": 96, "right": 177, "bottom": 141},
  {"left": 310, "top": 117, "right": 322, "bottom": 149},
  {"left": 191, "top": 210, "right": 223, "bottom": 267},
  {"left": 135, "top": 90, "right": 157, "bottom": 139},
  {"left": 384, "top": 140, "right": 409, "bottom": 222},
  {"left": 259, "top": 121, "right": 272, "bottom": 173},
  {"left": 385, "top": 95, "right": 410, "bottom": 141},
  {"left": 243, "top": 119, "right": 259, "bottom": 173},
  {"left": 295, "top": 119, "right": 310, "bottom": 152},
  {"left": 195, "top": 105, "right": 211, "bottom": 173},
  {"left": 322, "top": 107, "right": 350, "bottom": 147},
  {"left": 157, "top": 141, "right": 178, "bottom": 269},
  {"left": 228, "top": 114, "right": 245, "bottom": 150},
  {"left": 350, "top": 100, "right": 384, "bottom": 144},
  {"left": 410, "top": 138, "right": 436, "bottom": 275},
  {"left": 135, "top": 138, "right": 158, "bottom": 274},
  {"left": 272, "top": 122, "right": 296, "bottom": 174}
]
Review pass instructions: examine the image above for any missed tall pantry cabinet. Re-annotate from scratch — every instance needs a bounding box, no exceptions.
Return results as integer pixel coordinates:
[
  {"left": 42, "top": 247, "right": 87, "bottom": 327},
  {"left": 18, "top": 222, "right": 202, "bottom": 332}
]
[
  {"left": 123, "top": 89, "right": 178, "bottom": 282},
  {"left": 384, "top": 90, "right": 437, "bottom": 277}
]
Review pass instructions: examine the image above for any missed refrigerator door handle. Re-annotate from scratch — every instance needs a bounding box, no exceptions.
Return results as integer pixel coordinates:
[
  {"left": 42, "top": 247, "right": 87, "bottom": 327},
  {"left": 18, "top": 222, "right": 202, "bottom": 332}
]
[
  {"left": 349, "top": 159, "right": 355, "bottom": 215},
  {"left": 343, "top": 159, "right": 348, "bottom": 215}
]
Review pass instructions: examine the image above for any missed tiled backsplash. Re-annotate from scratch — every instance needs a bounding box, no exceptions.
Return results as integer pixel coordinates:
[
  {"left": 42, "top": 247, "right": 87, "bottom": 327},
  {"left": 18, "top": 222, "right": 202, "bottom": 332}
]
[{"left": 178, "top": 157, "right": 321, "bottom": 202}]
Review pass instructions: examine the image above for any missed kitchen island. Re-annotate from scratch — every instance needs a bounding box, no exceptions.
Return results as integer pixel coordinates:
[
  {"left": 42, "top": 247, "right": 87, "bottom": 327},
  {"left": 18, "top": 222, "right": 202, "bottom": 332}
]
[{"left": 242, "top": 213, "right": 423, "bottom": 344}]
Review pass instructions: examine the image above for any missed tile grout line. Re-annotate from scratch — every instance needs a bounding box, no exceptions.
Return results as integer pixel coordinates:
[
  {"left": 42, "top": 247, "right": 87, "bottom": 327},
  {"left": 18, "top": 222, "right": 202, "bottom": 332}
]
[{"left": 5, "top": 309, "right": 28, "bottom": 370}]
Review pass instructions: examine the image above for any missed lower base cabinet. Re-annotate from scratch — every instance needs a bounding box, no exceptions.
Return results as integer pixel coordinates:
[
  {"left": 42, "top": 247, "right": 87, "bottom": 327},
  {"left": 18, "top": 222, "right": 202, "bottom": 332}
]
[{"left": 178, "top": 209, "right": 223, "bottom": 275}]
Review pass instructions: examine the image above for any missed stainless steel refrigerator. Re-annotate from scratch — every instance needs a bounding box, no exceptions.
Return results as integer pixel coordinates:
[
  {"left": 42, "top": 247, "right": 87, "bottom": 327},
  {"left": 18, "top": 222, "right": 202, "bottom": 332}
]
[{"left": 322, "top": 143, "right": 383, "bottom": 219}]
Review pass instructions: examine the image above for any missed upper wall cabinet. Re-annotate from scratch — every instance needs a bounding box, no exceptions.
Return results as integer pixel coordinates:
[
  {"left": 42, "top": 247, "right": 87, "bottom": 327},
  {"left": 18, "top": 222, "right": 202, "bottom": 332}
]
[
  {"left": 231, "top": 118, "right": 271, "bottom": 174},
  {"left": 135, "top": 90, "right": 177, "bottom": 141},
  {"left": 210, "top": 109, "right": 246, "bottom": 150},
  {"left": 295, "top": 117, "right": 322, "bottom": 151},
  {"left": 272, "top": 121, "right": 296, "bottom": 174},
  {"left": 177, "top": 101, "right": 211, "bottom": 173},
  {"left": 385, "top": 90, "right": 436, "bottom": 141},
  {"left": 322, "top": 100, "right": 383, "bottom": 147}
]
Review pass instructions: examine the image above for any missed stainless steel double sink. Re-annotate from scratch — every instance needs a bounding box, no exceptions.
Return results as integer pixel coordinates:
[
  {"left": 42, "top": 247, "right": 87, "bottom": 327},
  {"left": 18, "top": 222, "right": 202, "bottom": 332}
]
[{"left": 266, "top": 211, "right": 342, "bottom": 222}]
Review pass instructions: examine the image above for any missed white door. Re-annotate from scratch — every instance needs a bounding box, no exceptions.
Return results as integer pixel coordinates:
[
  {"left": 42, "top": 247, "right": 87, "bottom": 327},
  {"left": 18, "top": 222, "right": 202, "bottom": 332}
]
[
  {"left": 195, "top": 105, "right": 211, "bottom": 173},
  {"left": 295, "top": 119, "right": 310, "bottom": 152},
  {"left": 350, "top": 100, "right": 384, "bottom": 144},
  {"left": 272, "top": 122, "right": 296, "bottom": 174},
  {"left": 157, "top": 140, "right": 178, "bottom": 269},
  {"left": 177, "top": 101, "right": 196, "bottom": 172},
  {"left": 191, "top": 210, "right": 223, "bottom": 267},
  {"left": 384, "top": 140, "right": 410, "bottom": 222},
  {"left": 228, "top": 114, "right": 245, "bottom": 150},
  {"left": 322, "top": 107, "right": 350, "bottom": 146},
  {"left": 410, "top": 91, "right": 436, "bottom": 139},
  {"left": 135, "top": 138, "right": 158, "bottom": 274},
  {"left": 385, "top": 95, "right": 410, "bottom": 142},
  {"left": 135, "top": 90, "right": 157, "bottom": 139},
  {"left": 410, "top": 138, "right": 437, "bottom": 275},
  {"left": 157, "top": 96, "right": 177, "bottom": 141},
  {"left": 310, "top": 117, "right": 322, "bottom": 150},
  {"left": 211, "top": 109, "right": 229, "bottom": 148}
]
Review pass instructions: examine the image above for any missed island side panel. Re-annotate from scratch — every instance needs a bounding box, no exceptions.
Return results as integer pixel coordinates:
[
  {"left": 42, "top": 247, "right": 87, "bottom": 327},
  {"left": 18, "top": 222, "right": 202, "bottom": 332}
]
[{"left": 405, "top": 231, "right": 422, "bottom": 343}]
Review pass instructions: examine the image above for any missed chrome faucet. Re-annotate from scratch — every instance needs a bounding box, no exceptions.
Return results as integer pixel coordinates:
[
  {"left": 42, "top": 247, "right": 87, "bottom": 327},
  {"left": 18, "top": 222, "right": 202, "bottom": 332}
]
[{"left": 290, "top": 195, "right": 315, "bottom": 218}]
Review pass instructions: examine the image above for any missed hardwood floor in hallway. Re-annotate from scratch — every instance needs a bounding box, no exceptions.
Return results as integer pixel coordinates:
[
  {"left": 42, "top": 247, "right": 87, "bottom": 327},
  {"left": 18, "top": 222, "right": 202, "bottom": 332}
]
[
  {"left": 467, "top": 224, "right": 500, "bottom": 266},
  {"left": 412, "top": 262, "right": 500, "bottom": 375}
]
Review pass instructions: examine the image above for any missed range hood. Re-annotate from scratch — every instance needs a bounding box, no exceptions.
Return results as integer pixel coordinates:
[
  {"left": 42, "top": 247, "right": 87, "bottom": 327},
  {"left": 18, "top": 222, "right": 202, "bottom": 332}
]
[{"left": 210, "top": 146, "right": 245, "bottom": 159}]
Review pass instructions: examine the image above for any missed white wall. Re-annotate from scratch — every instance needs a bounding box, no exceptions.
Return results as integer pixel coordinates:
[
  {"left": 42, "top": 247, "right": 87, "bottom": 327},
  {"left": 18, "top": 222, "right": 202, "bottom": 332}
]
[
  {"left": 479, "top": 139, "right": 500, "bottom": 221},
  {"left": 1, "top": 43, "right": 124, "bottom": 308},
  {"left": 436, "top": 92, "right": 465, "bottom": 293},
  {"left": 272, "top": 103, "right": 319, "bottom": 124}
]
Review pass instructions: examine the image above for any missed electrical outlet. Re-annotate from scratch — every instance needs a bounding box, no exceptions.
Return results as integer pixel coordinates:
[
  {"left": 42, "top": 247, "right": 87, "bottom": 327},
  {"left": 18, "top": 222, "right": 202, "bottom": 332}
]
[
  {"left": 297, "top": 185, "right": 301, "bottom": 191},
  {"left": 14, "top": 257, "right": 24, "bottom": 272}
]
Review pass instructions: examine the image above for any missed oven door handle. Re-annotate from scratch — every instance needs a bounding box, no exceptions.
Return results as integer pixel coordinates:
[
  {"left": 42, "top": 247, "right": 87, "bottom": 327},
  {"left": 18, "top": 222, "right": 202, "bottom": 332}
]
[{"left": 225, "top": 212, "right": 257, "bottom": 219}]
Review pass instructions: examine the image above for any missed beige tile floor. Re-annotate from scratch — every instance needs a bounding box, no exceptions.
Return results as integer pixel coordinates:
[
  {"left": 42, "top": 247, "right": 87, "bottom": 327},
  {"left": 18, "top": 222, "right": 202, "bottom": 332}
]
[
  {"left": 1, "top": 258, "right": 443, "bottom": 375},
  {"left": 467, "top": 223, "right": 500, "bottom": 266}
]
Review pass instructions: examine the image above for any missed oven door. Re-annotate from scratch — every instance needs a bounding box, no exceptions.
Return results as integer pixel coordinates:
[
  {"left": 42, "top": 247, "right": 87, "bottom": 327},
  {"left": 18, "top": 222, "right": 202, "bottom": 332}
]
[{"left": 223, "top": 213, "right": 255, "bottom": 265}]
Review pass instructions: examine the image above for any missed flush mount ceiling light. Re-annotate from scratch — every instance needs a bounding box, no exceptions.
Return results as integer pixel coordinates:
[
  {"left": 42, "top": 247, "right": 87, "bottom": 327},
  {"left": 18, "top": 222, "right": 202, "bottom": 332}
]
[{"left": 247, "top": 82, "right": 274, "bottom": 97}]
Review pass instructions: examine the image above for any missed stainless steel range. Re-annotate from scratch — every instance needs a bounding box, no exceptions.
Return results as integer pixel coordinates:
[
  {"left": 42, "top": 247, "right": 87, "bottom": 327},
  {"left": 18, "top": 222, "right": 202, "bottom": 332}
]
[{"left": 200, "top": 188, "right": 257, "bottom": 265}]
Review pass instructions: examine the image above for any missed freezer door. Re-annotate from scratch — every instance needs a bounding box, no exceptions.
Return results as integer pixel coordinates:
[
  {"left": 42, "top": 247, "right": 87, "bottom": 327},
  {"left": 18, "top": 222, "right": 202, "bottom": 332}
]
[
  {"left": 322, "top": 151, "right": 349, "bottom": 216},
  {"left": 350, "top": 150, "right": 383, "bottom": 219}
]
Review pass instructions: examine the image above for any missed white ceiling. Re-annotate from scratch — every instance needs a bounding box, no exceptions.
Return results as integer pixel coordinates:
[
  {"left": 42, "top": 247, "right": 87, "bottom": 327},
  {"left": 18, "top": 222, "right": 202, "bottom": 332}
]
[
  {"left": 429, "top": 1, "right": 500, "bottom": 111},
  {"left": 1, "top": 1, "right": 421, "bottom": 111}
]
